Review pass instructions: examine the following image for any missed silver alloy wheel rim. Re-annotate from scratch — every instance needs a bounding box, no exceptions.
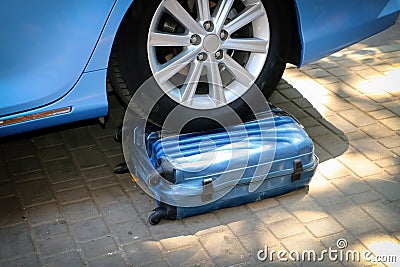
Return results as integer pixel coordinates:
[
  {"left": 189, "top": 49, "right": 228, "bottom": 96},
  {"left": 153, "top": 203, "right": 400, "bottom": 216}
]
[{"left": 148, "top": 0, "right": 270, "bottom": 110}]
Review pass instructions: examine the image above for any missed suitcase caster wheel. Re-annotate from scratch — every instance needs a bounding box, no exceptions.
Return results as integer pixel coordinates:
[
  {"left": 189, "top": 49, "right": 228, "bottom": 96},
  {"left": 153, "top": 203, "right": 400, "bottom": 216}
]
[
  {"left": 147, "top": 208, "right": 167, "bottom": 225},
  {"left": 148, "top": 211, "right": 162, "bottom": 225}
]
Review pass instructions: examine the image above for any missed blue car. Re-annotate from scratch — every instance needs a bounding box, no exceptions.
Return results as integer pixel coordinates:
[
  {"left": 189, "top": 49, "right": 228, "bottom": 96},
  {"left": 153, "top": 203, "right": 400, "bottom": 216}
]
[{"left": 0, "top": 0, "right": 399, "bottom": 136}]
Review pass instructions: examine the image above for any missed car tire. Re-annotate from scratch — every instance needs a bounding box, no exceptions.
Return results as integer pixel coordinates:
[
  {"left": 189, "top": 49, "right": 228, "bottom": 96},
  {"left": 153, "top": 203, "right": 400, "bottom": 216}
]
[{"left": 108, "top": 0, "right": 292, "bottom": 131}]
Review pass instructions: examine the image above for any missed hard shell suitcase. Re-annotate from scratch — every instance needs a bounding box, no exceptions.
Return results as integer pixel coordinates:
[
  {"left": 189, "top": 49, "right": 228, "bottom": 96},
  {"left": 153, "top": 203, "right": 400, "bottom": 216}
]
[{"left": 134, "top": 105, "right": 318, "bottom": 225}]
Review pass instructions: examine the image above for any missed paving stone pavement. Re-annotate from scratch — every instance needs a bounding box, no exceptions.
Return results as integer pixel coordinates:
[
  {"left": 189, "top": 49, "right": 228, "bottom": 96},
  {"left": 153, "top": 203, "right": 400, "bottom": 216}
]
[{"left": 1, "top": 25, "right": 400, "bottom": 267}]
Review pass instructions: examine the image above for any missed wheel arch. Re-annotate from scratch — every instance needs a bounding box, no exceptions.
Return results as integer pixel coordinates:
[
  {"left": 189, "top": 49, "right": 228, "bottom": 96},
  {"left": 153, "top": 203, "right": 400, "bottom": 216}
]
[{"left": 279, "top": 0, "right": 302, "bottom": 67}]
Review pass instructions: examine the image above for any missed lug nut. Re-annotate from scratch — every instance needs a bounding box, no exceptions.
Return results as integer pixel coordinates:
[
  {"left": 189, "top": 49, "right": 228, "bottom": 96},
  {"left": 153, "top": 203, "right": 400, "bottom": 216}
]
[
  {"left": 203, "top": 21, "right": 214, "bottom": 32},
  {"left": 220, "top": 30, "right": 228, "bottom": 41},
  {"left": 197, "top": 52, "right": 208, "bottom": 61},
  {"left": 190, "top": 34, "right": 201, "bottom": 45},
  {"left": 215, "top": 50, "right": 223, "bottom": 60}
]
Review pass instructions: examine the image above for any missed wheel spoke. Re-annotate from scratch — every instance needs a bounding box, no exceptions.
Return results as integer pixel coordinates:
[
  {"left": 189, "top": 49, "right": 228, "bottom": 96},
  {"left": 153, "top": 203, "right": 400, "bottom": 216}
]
[
  {"left": 154, "top": 47, "right": 202, "bottom": 83},
  {"left": 206, "top": 59, "right": 227, "bottom": 105},
  {"left": 163, "top": 0, "right": 206, "bottom": 34},
  {"left": 149, "top": 32, "right": 191, "bottom": 47},
  {"left": 181, "top": 61, "right": 204, "bottom": 103},
  {"left": 224, "top": 3, "right": 264, "bottom": 34},
  {"left": 221, "top": 37, "right": 268, "bottom": 53},
  {"left": 222, "top": 54, "right": 255, "bottom": 88},
  {"left": 213, "top": 0, "right": 235, "bottom": 33},
  {"left": 196, "top": 0, "right": 211, "bottom": 22}
]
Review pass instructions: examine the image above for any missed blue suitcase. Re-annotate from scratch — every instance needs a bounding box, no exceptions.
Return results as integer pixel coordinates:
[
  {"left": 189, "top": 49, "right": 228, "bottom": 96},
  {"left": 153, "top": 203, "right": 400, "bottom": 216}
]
[{"left": 132, "top": 106, "right": 318, "bottom": 225}]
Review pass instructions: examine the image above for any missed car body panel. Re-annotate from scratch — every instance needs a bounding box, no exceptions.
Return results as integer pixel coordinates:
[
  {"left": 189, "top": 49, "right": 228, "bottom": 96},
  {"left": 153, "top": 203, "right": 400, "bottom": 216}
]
[
  {"left": 295, "top": 0, "right": 400, "bottom": 65},
  {"left": 0, "top": 70, "right": 108, "bottom": 137},
  {"left": 0, "top": 0, "right": 115, "bottom": 116},
  {"left": 1, "top": 0, "right": 399, "bottom": 137}
]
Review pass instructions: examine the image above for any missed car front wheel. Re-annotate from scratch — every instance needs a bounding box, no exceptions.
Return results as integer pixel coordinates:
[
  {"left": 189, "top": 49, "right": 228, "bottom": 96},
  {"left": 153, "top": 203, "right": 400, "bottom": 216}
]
[{"left": 109, "top": 0, "right": 292, "bottom": 130}]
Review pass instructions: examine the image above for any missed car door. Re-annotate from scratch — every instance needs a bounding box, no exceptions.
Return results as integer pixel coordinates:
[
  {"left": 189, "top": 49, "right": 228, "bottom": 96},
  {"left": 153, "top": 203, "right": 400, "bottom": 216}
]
[{"left": 0, "top": 0, "right": 116, "bottom": 117}]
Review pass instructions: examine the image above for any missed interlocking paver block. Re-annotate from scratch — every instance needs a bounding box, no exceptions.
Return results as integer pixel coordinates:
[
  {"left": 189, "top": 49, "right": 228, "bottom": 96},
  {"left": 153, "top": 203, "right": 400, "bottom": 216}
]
[
  {"left": 348, "top": 95, "right": 382, "bottom": 112},
  {"left": 3, "top": 142, "right": 36, "bottom": 160},
  {"left": 92, "top": 185, "right": 128, "bottom": 207},
  {"left": 63, "top": 127, "right": 96, "bottom": 149},
  {"left": 80, "top": 236, "right": 118, "bottom": 259},
  {"left": 73, "top": 145, "right": 107, "bottom": 169},
  {"left": 167, "top": 245, "right": 211, "bottom": 266},
  {"left": 110, "top": 220, "right": 150, "bottom": 245},
  {"left": 314, "top": 133, "right": 349, "bottom": 157},
  {"left": 88, "top": 254, "right": 127, "bottom": 267},
  {"left": 27, "top": 202, "right": 62, "bottom": 225},
  {"left": 360, "top": 123, "right": 394, "bottom": 139},
  {"left": 33, "top": 132, "right": 64, "bottom": 148},
  {"left": 88, "top": 176, "right": 118, "bottom": 190},
  {"left": 102, "top": 201, "right": 138, "bottom": 225},
  {"left": 328, "top": 203, "right": 381, "bottom": 236},
  {"left": 255, "top": 206, "right": 292, "bottom": 225},
  {"left": 214, "top": 205, "right": 254, "bottom": 224},
  {"left": 281, "top": 232, "right": 325, "bottom": 254},
  {"left": 0, "top": 197, "right": 23, "bottom": 227},
  {"left": 361, "top": 200, "right": 400, "bottom": 232},
  {"left": 246, "top": 198, "right": 279, "bottom": 212},
  {"left": 182, "top": 213, "right": 221, "bottom": 235},
  {"left": 369, "top": 108, "right": 396, "bottom": 120},
  {"left": 268, "top": 218, "right": 305, "bottom": 239},
  {"left": 124, "top": 241, "right": 164, "bottom": 266},
  {"left": 323, "top": 115, "right": 357, "bottom": 134},
  {"left": 331, "top": 175, "right": 371, "bottom": 196},
  {"left": 82, "top": 165, "right": 116, "bottom": 181},
  {"left": 160, "top": 235, "right": 198, "bottom": 251},
  {"left": 363, "top": 174, "right": 400, "bottom": 201},
  {"left": 306, "top": 217, "right": 343, "bottom": 238},
  {"left": 382, "top": 100, "right": 400, "bottom": 115},
  {"left": 281, "top": 197, "right": 328, "bottom": 223},
  {"left": 42, "top": 251, "right": 82, "bottom": 267},
  {"left": 338, "top": 109, "right": 376, "bottom": 127},
  {"left": 0, "top": 224, "right": 35, "bottom": 259},
  {"left": 44, "top": 158, "right": 80, "bottom": 183},
  {"left": 52, "top": 178, "right": 85, "bottom": 192},
  {"left": 324, "top": 82, "right": 360, "bottom": 98},
  {"left": 72, "top": 217, "right": 110, "bottom": 242},
  {"left": 338, "top": 151, "right": 382, "bottom": 177},
  {"left": 62, "top": 200, "right": 99, "bottom": 222},
  {"left": 349, "top": 190, "right": 382, "bottom": 204},
  {"left": 304, "top": 68, "right": 331, "bottom": 79},
  {"left": 378, "top": 134, "right": 400, "bottom": 149},
  {"left": 38, "top": 235, "right": 76, "bottom": 256},
  {"left": 57, "top": 186, "right": 90, "bottom": 204},
  {"left": 0, "top": 181, "right": 14, "bottom": 199},
  {"left": 0, "top": 254, "right": 40, "bottom": 267},
  {"left": 32, "top": 221, "right": 68, "bottom": 240},
  {"left": 309, "top": 178, "right": 348, "bottom": 207},
  {"left": 317, "top": 158, "right": 352, "bottom": 180},
  {"left": 351, "top": 138, "right": 394, "bottom": 160},
  {"left": 16, "top": 179, "right": 54, "bottom": 207},
  {"left": 239, "top": 229, "right": 280, "bottom": 254},
  {"left": 381, "top": 117, "right": 400, "bottom": 131},
  {"left": 227, "top": 218, "right": 265, "bottom": 237},
  {"left": 199, "top": 227, "right": 249, "bottom": 266},
  {"left": 38, "top": 145, "right": 70, "bottom": 162},
  {"left": 7, "top": 156, "right": 41, "bottom": 175}
]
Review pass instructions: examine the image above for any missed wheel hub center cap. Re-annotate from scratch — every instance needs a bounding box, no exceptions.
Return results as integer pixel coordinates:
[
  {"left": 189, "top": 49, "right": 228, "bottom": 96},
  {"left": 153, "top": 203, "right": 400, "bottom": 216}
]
[{"left": 203, "top": 34, "right": 220, "bottom": 53}]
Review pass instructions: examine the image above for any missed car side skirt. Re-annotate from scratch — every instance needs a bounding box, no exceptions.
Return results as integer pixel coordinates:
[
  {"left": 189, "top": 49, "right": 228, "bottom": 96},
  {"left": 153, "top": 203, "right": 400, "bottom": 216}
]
[{"left": 0, "top": 70, "right": 108, "bottom": 137}]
